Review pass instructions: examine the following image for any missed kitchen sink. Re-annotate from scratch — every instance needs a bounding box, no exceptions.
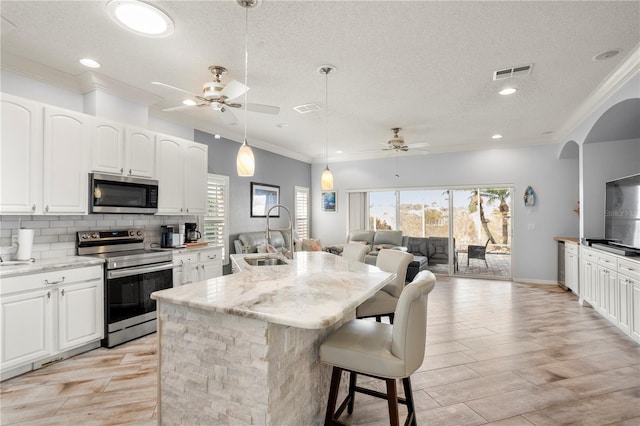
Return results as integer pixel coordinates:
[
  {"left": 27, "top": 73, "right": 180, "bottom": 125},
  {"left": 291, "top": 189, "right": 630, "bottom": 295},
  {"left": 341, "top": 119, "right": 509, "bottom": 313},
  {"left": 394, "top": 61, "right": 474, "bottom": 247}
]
[{"left": 244, "top": 256, "right": 289, "bottom": 266}]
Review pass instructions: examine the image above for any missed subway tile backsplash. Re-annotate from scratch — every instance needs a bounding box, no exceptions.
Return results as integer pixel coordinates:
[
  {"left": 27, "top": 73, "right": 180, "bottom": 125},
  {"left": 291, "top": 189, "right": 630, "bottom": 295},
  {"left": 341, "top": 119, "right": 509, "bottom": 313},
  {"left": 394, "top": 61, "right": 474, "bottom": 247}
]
[{"left": 0, "top": 214, "right": 197, "bottom": 260}]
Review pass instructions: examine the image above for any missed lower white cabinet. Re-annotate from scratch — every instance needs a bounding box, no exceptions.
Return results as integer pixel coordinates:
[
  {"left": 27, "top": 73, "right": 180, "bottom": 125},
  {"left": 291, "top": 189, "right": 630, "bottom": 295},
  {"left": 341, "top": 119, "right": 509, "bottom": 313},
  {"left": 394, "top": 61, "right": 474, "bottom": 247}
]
[
  {"left": 580, "top": 246, "right": 640, "bottom": 344},
  {"left": 565, "top": 242, "right": 579, "bottom": 292},
  {"left": 0, "top": 265, "right": 103, "bottom": 378},
  {"left": 173, "top": 247, "right": 223, "bottom": 286}
]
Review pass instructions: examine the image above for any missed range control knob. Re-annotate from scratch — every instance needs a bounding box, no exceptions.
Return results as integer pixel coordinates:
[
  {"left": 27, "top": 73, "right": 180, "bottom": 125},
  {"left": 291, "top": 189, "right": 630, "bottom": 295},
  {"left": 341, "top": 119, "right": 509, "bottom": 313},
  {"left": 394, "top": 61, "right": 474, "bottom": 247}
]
[
  {"left": 137, "top": 230, "right": 143, "bottom": 236},
  {"left": 81, "top": 233, "right": 89, "bottom": 239},
  {"left": 91, "top": 233, "right": 99, "bottom": 239},
  {"left": 129, "top": 230, "right": 135, "bottom": 237}
]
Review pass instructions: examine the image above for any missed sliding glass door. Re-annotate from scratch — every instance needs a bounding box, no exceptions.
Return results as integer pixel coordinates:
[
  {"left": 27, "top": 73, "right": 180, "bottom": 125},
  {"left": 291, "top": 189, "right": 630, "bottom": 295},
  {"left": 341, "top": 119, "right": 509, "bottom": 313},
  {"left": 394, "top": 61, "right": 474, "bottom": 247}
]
[
  {"left": 364, "top": 186, "right": 512, "bottom": 279},
  {"left": 451, "top": 187, "right": 512, "bottom": 279}
]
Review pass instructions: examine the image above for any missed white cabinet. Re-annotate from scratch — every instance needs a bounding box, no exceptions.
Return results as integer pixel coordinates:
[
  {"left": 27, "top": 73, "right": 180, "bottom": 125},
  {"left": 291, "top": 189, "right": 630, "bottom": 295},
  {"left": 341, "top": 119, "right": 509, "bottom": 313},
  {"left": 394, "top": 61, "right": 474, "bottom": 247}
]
[
  {"left": 580, "top": 251, "right": 598, "bottom": 306},
  {"left": 631, "top": 278, "right": 640, "bottom": 343},
  {"left": 57, "top": 278, "right": 103, "bottom": 351},
  {"left": 0, "top": 289, "right": 53, "bottom": 371},
  {"left": 565, "top": 242, "right": 579, "bottom": 293},
  {"left": 91, "top": 121, "right": 155, "bottom": 179},
  {"left": 42, "top": 107, "right": 90, "bottom": 214},
  {"left": 173, "top": 247, "right": 223, "bottom": 285},
  {"left": 0, "top": 94, "right": 43, "bottom": 214},
  {"left": 156, "top": 134, "right": 208, "bottom": 215},
  {"left": 619, "top": 258, "right": 640, "bottom": 343},
  {"left": 0, "top": 265, "right": 104, "bottom": 379}
]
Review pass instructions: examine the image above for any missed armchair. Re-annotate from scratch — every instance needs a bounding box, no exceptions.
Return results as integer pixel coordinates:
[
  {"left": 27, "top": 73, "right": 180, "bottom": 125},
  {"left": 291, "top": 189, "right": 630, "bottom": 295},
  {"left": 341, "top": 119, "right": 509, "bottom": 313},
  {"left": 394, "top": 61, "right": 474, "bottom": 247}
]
[{"left": 467, "top": 238, "right": 490, "bottom": 267}]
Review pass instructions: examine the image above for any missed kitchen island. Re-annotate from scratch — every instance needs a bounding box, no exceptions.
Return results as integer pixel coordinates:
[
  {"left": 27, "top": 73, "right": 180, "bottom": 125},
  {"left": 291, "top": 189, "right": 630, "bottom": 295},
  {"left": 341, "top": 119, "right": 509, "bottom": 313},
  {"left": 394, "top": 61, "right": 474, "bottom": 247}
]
[{"left": 151, "top": 251, "right": 395, "bottom": 425}]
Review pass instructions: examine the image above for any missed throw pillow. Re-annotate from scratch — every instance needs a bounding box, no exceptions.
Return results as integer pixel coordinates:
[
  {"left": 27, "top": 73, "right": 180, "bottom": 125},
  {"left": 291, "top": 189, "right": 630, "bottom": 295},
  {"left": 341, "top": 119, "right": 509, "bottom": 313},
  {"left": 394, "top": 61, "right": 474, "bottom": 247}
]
[{"left": 302, "top": 239, "right": 322, "bottom": 251}]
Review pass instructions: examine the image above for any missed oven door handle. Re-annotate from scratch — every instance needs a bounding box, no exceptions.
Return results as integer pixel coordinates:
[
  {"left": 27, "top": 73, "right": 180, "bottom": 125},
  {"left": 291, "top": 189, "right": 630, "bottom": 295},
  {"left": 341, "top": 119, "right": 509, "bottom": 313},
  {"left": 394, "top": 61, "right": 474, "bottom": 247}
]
[{"left": 107, "top": 263, "right": 174, "bottom": 279}]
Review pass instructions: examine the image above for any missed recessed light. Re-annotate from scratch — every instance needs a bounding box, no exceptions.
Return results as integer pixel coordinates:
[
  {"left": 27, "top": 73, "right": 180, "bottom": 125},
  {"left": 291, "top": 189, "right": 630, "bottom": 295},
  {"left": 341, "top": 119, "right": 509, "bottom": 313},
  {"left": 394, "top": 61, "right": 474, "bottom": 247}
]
[
  {"left": 492, "top": 134, "right": 503, "bottom": 140},
  {"left": 499, "top": 87, "right": 517, "bottom": 96},
  {"left": 107, "top": 0, "right": 174, "bottom": 38},
  {"left": 335, "top": 150, "right": 343, "bottom": 154},
  {"left": 79, "top": 58, "right": 101, "bottom": 68},
  {"left": 182, "top": 99, "right": 196, "bottom": 106},
  {"left": 214, "top": 134, "right": 221, "bottom": 140},
  {"left": 593, "top": 49, "right": 622, "bottom": 61},
  {"left": 277, "top": 123, "right": 288, "bottom": 128}
]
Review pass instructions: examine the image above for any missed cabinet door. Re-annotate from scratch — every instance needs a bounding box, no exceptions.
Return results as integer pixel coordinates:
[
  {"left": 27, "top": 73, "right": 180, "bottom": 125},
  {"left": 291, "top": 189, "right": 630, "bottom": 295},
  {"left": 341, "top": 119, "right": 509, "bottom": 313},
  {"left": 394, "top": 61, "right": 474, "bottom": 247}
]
[
  {"left": 0, "top": 95, "right": 43, "bottom": 214},
  {"left": 156, "top": 136, "right": 184, "bottom": 214},
  {"left": 617, "top": 276, "right": 631, "bottom": 335},
  {"left": 183, "top": 142, "right": 208, "bottom": 214},
  {"left": 43, "top": 107, "right": 89, "bottom": 214},
  {"left": 58, "top": 279, "right": 103, "bottom": 351},
  {"left": 1, "top": 289, "right": 53, "bottom": 370},
  {"left": 598, "top": 266, "right": 617, "bottom": 324},
  {"left": 565, "top": 251, "right": 578, "bottom": 292},
  {"left": 631, "top": 279, "right": 640, "bottom": 344},
  {"left": 126, "top": 128, "right": 155, "bottom": 178},
  {"left": 580, "top": 258, "right": 592, "bottom": 303},
  {"left": 92, "top": 120, "right": 124, "bottom": 175}
]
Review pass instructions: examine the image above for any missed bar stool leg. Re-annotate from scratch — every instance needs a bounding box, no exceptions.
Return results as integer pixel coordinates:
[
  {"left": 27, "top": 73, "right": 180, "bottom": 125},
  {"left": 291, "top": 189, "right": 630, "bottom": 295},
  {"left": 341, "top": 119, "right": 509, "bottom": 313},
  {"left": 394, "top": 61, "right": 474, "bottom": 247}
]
[
  {"left": 402, "top": 377, "right": 416, "bottom": 426},
  {"left": 348, "top": 371, "right": 357, "bottom": 414},
  {"left": 325, "top": 367, "right": 342, "bottom": 425},
  {"left": 385, "top": 378, "right": 400, "bottom": 426}
]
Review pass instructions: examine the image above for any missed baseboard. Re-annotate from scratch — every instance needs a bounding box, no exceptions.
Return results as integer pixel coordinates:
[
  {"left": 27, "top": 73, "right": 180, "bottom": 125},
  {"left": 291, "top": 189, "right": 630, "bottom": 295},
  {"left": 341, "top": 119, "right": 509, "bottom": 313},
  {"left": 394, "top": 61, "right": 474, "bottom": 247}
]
[{"left": 513, "top": 278, "right": 559, "bottom": 285}]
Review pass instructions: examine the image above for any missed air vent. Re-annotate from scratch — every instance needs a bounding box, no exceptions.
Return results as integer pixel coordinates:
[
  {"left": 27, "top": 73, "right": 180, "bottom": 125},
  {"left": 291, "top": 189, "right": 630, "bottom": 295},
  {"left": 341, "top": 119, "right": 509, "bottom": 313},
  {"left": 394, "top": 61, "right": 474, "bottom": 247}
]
[
  {"left": 293, "top": 103, "right": 322, "bottom": 114},
  {"left": 493, "top": 64, "right": 533, "bottom": 81}
]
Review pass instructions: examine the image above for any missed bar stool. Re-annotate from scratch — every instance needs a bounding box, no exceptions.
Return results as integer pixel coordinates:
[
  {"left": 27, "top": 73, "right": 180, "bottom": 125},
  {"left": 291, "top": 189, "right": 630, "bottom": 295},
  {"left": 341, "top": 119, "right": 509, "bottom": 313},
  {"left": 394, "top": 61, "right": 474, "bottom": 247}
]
[
  {"left": 342, "top": 243, "right": 370, "bottom": 262},
  {"left": 356, "top": 249, "right": 413, "bottom": 323},
  {"left": 320, "top": 270, "right": 436, "bottom": 426}
]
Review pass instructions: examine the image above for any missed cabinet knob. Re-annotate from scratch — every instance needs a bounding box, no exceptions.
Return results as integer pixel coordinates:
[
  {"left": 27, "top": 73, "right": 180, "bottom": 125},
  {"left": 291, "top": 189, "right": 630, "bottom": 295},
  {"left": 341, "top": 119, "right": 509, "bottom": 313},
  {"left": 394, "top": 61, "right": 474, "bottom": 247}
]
[
  {"left": 32, "top": 204, "right": 36, "bottom": 211},
  {"left": 61, "top": 289, "right": 65, "bottom": 296},
  {"left": 45, "top": 205, "right": 49, "bottom": 212},
  {"left": 120, "top": 168, "right": 124, "bottom": 174},
  {"left": 129, "top": 169, "right": 132, "bottom": 175},
  {"left": 47, "top": 291, "right": 51, "bottom": 299}
]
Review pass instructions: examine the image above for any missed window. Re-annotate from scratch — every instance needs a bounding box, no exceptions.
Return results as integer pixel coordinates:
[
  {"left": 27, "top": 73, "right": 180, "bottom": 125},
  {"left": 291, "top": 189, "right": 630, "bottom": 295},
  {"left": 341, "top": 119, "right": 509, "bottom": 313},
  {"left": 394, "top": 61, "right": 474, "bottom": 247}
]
[
  {"left": 294, "top": 186, "right": 309, "bottom": 240},
  {"left": 203, "top": 174, "right": 229, "bottom": 264}
]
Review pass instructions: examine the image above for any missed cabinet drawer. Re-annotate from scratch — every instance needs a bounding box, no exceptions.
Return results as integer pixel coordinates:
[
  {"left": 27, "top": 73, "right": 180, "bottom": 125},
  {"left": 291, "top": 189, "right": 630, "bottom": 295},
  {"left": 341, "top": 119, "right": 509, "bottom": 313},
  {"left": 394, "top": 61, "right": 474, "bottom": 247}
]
[
  {"left": 597, "top": 252, "right": 618, "bottom": 269},
  {"left": 566, "top": 242, "right": 579, "bottom": 255},
  {"left": 618, "top": 258, "right": 640, "bottom": 281},
  {"left": 199, "top": 248, "right": 222, "bottom": 264},
  {"left": 581, "top": 246, "right": 598, "bottom": 261},
  {"left": 1, "top": 266, "right": 102, "bottom": 295}
]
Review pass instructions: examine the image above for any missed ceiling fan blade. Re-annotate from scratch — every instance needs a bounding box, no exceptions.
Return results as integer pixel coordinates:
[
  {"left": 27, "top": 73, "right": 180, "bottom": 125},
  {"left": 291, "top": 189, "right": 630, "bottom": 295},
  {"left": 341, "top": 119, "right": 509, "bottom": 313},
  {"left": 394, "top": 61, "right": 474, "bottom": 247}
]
[
  {"left": 246, "top": 103, "right": 280, "bottom": 115},
  {"left": 219, "top": 107, "right": 238, "bottom": 125},
  {"left": 219, "top": 80, "right": 248, "bottom": 100},
  {"left": 408, "top": 141, "right": 431, "bottom": 148},
  {"left": 152, "top": 81, "right": 197, "bottom": 97}
]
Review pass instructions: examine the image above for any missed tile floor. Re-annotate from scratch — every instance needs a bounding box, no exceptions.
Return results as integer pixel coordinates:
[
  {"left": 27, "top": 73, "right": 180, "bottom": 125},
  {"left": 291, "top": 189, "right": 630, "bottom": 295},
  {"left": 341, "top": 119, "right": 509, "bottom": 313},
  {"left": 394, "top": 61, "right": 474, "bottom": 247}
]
[{"left": 1, "top": 276, "right": 639, "bottom": 425}]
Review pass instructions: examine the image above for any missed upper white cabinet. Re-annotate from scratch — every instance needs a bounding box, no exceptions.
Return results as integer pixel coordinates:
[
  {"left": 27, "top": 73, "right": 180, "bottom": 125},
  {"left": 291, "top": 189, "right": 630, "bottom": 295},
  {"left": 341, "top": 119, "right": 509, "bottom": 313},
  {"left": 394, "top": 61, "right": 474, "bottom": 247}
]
[
  {"left": 42, "top": 107, "right": 89, "bottom": 214},
  {"left": 0, "top": 94, "right": 43, "bottom": 214},
  {"left": 91, "top": 121, "right": 155, "bottom": 179},
  {"left": 156, "top": 134, "right": 208, "bottom": 215}
]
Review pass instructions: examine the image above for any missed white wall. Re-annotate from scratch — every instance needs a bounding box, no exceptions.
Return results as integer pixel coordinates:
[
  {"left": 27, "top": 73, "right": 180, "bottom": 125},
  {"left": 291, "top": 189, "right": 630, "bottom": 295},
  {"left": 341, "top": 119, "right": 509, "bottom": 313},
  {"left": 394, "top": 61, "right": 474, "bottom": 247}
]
[{"left": 311, "top": 144, "right": 580, "bottom": 284}]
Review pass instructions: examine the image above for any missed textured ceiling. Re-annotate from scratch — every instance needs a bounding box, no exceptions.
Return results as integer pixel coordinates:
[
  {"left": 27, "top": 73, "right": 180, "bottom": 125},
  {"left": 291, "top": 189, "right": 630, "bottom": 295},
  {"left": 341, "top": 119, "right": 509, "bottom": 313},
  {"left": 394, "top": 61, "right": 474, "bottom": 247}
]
[{"left": 1, "top": 1, "right": 639, "bottom": 163}]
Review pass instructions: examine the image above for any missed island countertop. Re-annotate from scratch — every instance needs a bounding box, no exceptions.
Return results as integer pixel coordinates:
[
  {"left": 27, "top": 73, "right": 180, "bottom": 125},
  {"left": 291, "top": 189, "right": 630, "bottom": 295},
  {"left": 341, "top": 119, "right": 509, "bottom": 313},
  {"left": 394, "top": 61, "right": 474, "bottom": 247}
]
[{"left": 151, "top": 250, "right": 395, "bottom": 329}]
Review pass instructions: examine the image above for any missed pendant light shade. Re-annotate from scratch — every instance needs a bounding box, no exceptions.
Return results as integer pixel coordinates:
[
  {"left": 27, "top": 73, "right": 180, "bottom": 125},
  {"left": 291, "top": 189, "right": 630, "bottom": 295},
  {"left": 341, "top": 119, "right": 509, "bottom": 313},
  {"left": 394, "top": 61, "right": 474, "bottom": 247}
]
[
  {"left": 319, "top": 65, "right": 336, "bottom": 190},
  {"left": 237, "top": 139, "right": 255, "bottom": 177},
  {"left": 321, "top": 166, "right": 334, "bottom": 190},
  {"left": 235, "top": 0, "right": 260, "bottom": 177}
]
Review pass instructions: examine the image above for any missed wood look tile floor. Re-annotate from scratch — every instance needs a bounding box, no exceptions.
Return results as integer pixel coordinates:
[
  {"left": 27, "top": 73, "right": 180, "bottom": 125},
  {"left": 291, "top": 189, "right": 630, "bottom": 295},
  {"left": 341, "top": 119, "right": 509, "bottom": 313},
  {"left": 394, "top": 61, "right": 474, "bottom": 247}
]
[{"left": 2, "top": 276, "right": 639, "bottom": 425}]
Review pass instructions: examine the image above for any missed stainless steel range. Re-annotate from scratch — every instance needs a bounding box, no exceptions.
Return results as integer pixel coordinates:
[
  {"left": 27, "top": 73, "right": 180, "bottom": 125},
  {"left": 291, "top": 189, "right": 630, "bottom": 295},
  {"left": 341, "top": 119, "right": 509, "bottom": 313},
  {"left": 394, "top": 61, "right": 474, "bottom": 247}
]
[{"left": 77, "top": 229, "right": 173, "bottom": 348}]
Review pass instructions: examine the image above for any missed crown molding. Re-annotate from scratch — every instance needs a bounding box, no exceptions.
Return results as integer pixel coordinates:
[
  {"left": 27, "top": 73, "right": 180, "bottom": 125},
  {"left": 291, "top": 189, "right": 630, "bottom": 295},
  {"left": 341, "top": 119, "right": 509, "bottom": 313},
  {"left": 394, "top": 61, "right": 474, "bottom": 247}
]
[{"left": 77, "top": 72, "right": 161, "bottom": 106}]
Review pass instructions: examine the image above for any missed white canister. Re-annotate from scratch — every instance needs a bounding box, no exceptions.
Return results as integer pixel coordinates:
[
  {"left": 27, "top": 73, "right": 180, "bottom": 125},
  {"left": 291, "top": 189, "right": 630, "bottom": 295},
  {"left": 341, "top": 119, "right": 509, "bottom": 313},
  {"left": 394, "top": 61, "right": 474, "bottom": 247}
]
[{"left": 15, "top": 229, "right": 35, "bottom": 260}]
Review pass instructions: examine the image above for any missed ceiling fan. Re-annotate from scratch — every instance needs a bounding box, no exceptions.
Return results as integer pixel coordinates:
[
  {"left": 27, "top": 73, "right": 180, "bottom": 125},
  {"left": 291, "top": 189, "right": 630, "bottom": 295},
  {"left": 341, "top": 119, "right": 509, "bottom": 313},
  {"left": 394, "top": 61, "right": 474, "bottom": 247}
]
[
  {"left": 152, "top": 65, "right": 280, "bottom": 125},
  {"left": 382, "top": 128, "right": 430, "bottom": 152}
]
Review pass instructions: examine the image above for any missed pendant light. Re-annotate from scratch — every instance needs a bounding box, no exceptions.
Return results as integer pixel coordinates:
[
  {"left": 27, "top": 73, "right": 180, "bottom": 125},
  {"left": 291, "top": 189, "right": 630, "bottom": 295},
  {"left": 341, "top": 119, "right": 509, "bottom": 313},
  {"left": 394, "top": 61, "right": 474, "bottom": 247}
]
[
  {"left": 319, "top": 65, "right": 336, "bottom": 190},
  {"left": 236, "top": 0, "right": 260, "bottom": 177}
]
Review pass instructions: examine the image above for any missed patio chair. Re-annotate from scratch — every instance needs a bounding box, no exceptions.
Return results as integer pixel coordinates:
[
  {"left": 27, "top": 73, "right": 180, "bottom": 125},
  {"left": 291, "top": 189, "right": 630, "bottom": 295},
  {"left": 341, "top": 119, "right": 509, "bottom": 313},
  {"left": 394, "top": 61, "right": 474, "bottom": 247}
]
[{"left": 467, "top": 238, "right": 490, "bottom": 267}]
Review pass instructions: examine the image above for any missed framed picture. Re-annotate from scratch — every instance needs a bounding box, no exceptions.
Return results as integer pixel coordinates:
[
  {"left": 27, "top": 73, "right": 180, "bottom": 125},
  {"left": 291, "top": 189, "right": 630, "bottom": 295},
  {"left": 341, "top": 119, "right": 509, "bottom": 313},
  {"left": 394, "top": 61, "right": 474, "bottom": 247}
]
[
  {"left": 322, "top": 191, "right": 337, "bottom": 213},
  {"left": 251, "top": 182, "right": 280, "bottom": 217}
]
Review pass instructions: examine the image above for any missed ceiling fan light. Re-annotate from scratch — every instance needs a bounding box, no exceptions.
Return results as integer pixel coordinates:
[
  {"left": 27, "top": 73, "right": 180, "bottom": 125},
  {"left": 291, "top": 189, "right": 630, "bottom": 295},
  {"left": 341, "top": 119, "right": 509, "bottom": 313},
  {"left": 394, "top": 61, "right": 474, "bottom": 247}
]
[
  {"left": 107, "top": 1, "right": 174, "bottom": 37},
  {"left": 237, "top": 139, "right": 255, "bottom": 177},
  {"left": 203, "top": 81, "right": 224, "bottom": 99},
  {"left": 321, "top": 166, "right": 334, "bottom": 191}
]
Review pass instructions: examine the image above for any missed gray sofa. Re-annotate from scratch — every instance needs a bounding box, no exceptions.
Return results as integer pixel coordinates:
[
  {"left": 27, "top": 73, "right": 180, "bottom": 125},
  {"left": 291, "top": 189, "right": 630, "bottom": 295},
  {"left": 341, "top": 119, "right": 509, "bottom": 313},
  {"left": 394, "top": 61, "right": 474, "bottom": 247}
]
[{"left": 233, "top": 230, "right": 294, "bottom": 254}]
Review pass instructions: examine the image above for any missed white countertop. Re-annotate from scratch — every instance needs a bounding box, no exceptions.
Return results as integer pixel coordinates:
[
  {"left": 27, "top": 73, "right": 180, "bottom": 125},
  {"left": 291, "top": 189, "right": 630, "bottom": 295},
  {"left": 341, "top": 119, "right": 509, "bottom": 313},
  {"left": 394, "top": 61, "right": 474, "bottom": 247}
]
[
  {"left": 0, "top": 256, "right": 105, "bottom": 278},
  {"left": 151, "top": 251, "right": 395, "bottom": 329}
]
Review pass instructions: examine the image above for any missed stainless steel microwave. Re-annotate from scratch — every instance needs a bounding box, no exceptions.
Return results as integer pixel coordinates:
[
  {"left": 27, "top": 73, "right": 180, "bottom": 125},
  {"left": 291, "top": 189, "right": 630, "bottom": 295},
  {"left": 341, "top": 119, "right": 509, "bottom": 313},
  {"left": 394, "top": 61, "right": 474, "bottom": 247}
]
[{"left": 89, "top": 173, "right": 159, "bottom": 214}]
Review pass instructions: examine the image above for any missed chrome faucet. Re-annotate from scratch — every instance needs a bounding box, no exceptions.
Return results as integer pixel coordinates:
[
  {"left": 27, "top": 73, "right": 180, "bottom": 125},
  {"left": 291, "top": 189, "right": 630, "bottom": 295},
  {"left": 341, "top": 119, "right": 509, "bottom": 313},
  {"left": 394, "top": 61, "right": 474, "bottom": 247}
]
[{"left": 266, "top": 204, "right": 294, "bottom": 260}]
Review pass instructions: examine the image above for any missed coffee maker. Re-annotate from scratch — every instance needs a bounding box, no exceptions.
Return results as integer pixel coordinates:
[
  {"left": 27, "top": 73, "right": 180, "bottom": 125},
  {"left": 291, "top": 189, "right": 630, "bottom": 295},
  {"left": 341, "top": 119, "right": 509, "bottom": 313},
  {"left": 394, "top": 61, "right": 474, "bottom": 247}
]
[{"left": 185, "top": 223, "right": 201, "bottom": 243}]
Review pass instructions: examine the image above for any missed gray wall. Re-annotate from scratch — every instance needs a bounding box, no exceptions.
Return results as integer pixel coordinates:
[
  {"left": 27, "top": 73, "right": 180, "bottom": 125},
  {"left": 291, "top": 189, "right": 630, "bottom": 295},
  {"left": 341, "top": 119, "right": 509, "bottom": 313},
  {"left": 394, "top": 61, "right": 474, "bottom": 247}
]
[
  {"left": 311, "top": 144, "right": 580, "bottom": 284},
  {"left": 195, "top": 130, "right": 311, "bottom": 256}
]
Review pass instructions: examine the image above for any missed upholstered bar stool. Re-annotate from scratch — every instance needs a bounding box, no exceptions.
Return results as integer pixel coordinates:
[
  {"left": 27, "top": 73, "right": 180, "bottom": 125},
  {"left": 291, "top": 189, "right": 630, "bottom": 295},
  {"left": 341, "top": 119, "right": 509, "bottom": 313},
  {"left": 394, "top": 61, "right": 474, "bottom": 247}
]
[
  {"left": 342, "top": 243, "right": 370, "bottom": 262},
  {"left": 320, "top": 271, "right": 436, "bottom": 426},
  {"left": 356, "top": 249, "right": 413, "bottom": 323}
]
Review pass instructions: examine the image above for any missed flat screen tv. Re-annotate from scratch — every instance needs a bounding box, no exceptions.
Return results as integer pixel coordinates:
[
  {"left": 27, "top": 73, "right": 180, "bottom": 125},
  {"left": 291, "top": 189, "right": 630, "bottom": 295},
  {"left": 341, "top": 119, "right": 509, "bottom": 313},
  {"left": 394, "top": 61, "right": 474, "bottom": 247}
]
[{"left": 605, "top": 173, "right": 640, "bottom": 251}]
